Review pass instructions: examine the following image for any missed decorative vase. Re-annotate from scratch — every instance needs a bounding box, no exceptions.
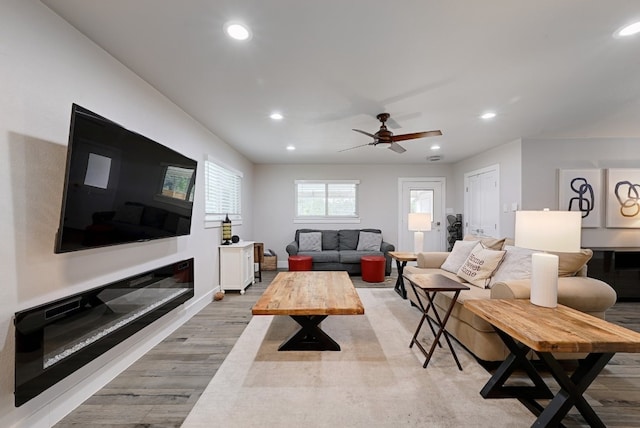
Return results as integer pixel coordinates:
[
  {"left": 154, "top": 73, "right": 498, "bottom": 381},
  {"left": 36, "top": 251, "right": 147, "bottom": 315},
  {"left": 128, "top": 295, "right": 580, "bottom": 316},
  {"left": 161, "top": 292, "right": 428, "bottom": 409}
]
[{"left": 222, "top": 214, "right": 232, "bottom": 245}]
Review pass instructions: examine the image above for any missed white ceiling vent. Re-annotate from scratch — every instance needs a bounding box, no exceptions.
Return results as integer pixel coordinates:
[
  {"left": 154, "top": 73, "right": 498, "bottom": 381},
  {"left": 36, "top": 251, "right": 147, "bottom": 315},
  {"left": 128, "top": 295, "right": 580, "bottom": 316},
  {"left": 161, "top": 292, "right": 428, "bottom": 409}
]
[{"left": 427, "top": 155, "right": 443, "bottom": 162}]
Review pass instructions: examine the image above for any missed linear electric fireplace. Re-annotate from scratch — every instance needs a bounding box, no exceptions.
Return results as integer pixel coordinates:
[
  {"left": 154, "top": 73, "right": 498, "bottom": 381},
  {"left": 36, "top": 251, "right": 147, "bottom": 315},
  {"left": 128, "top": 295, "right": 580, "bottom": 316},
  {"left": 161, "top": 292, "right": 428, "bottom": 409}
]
[{"left": 14, "top": 258, "right": 194, "bottom": 406}]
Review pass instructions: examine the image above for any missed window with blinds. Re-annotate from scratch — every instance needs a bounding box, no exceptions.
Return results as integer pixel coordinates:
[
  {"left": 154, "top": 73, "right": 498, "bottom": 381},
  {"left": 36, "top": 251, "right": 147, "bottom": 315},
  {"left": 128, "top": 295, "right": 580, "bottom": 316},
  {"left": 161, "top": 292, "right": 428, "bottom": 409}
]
[
  {"left": 204, "top": 158, "right": 242, "bottom": 223},
  {"left": 294, "top": 180, "right": 360, "bottom": 223}
]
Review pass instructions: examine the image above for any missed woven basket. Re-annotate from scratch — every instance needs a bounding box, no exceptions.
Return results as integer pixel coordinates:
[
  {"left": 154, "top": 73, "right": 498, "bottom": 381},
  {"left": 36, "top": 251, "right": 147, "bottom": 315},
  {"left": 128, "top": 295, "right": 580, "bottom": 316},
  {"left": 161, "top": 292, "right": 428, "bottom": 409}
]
[{"left": 263, "top": 255, "right": 277, "bottom": 271}]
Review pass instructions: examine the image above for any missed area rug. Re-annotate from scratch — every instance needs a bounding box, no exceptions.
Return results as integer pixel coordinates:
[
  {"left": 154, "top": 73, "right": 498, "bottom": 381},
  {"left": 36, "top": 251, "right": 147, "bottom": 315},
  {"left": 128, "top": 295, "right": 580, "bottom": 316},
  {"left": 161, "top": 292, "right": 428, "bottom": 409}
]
[{"left": 181, "top": 289, "right": 533, "bottom": 427}]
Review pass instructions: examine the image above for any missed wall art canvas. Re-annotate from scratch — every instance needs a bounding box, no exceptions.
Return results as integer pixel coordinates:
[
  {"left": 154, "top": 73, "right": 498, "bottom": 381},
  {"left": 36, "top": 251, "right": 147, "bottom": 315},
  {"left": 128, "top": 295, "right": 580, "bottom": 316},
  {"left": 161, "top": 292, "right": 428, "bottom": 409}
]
[
  {"left": 558, "top": 169, "right": 602, "bottom": 228},
  {"left": 606, "top": 168, "right": 640, "bottom": 228}
]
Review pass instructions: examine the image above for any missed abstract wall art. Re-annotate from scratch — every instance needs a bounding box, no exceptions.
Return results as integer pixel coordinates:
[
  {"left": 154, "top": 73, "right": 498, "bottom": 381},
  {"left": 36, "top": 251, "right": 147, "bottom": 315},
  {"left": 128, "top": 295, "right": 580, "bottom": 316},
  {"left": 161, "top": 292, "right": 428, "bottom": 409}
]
[
  {"left": 607, "top": 168, "right": 640, "bottom": 228},
  {"left": 606, "top": 169, "right": 640, "bottom": 228},
  {"left": 558, "top": 169, "right": 602, "bottom": 228}
]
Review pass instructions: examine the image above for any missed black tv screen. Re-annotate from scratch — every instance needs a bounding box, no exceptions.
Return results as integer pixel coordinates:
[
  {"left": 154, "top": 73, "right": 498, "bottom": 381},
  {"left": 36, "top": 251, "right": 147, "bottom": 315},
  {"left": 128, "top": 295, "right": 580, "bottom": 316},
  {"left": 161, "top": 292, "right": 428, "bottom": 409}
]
[{"left": 55, "top": 104, "right": 197, "bottom": 253}]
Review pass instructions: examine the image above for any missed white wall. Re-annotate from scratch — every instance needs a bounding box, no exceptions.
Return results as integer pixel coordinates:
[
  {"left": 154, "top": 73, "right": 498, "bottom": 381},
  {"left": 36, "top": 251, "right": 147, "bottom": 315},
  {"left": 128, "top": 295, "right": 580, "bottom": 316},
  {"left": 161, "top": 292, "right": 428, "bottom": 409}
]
[
  {"left": 522, "top": 137, "right": 640, "bottom": 247},
  {"left": 0, "top": 2, "right": 253, "bottom": 426},
  {"left": 253, "top": 163, "right": 454, "bottom": 264},
  {"left": 453, "top": 139, "right": 522, "bottom": 239}
]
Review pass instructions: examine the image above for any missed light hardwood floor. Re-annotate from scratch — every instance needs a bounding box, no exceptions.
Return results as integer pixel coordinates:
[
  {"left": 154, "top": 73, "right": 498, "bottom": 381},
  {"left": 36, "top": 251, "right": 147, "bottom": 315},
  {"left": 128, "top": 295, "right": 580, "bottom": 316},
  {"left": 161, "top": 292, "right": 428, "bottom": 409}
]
[{"left": 55, "top": 271, "right": 639, "bottom": 427}]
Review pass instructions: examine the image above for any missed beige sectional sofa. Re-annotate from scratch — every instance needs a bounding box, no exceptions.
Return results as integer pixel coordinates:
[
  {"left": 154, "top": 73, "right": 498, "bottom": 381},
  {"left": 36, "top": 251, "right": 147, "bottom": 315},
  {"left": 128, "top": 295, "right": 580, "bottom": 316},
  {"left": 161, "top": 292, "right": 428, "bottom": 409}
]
[{"left": 403, "top": 236, "right": 618, "bottom": 362}]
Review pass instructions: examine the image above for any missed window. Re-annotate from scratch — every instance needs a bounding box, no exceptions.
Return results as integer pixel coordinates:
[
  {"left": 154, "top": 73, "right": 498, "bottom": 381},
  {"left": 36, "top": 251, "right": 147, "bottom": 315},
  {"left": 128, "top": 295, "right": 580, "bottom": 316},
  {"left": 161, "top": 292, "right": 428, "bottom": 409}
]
[
  {"left": 410, "top": 189, "right": 434, "bottom": 216},
  {"left": 205, "top": 157, "right": 242, "bottom": 224},
  {"left": 295, "top": 180, "right": 360, "bottom": 223}
]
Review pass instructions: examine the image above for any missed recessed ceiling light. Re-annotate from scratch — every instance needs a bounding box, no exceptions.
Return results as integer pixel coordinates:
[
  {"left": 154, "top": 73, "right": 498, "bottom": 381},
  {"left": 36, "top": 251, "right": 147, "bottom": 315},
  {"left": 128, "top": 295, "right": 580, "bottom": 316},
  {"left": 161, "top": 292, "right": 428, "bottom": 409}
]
[
  {"left": 270, "top": 112, "right": 284, "bottom": 120},
  {"left": 615, "top": 21, "right": 640, "bottom": 37},
  {"left": 430, "top": 144, "right": 440, "bottom": 151},
  {"left": 481, "top": 112, "right": 496, "bottom": 120},
  {"left": 286, "top": 145, "right": 295, "bottom": 151},
  {"left": 224, "top": 22, "right": 251, "bottom": 41}
]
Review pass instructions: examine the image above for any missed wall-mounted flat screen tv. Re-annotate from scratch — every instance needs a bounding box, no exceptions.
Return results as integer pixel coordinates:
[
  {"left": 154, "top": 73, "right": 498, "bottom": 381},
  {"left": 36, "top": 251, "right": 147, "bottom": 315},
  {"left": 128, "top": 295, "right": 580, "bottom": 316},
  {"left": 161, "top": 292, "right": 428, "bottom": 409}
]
[{"left": 55, "top": 104, "right": 197, "bottom": 253}]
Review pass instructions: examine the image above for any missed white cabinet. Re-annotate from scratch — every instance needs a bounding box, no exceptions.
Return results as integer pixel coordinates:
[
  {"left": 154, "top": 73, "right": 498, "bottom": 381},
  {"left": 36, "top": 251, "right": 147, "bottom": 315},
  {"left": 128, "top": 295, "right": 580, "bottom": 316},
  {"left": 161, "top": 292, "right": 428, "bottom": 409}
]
[{"left": 219, "top": 241, "right": 255, "bottom": 294}]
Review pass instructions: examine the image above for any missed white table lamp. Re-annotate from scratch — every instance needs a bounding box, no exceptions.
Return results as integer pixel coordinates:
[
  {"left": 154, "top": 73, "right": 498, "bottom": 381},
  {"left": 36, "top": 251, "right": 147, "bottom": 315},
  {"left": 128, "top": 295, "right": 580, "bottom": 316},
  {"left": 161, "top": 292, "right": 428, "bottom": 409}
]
[
  {"left": 408, "top": 213, "right": 432, "bottom": 253},
  {"left": 515, "top": 209, "right": 581, "bottom": 308}
]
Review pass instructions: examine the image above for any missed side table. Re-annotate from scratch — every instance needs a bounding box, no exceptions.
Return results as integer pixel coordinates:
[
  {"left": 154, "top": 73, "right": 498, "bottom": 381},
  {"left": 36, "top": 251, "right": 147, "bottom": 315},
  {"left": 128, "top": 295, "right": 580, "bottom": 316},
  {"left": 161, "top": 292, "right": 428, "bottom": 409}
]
[
  {"left": 403, "top": 273, "right": 469, "bottom": 370},
  {"left": 388, "top": 251, "right": 417, "bottom": 298},
  {"left": 465, "top": 299, "right": 640, "bottom": 427}
]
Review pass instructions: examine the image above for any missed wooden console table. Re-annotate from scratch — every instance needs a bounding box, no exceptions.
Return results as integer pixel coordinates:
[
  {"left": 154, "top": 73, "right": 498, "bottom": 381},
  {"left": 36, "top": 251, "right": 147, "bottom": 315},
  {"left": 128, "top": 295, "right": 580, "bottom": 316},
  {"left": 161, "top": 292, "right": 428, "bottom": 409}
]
[{"left": 465, "top": 299, "right": 640, "bottom": 427}]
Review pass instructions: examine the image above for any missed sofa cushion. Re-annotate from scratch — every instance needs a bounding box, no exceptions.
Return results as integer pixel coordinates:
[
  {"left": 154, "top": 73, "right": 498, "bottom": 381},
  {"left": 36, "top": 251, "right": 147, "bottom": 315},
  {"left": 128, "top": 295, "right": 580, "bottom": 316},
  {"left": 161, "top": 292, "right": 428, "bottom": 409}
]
[
  {"left": 356, "top": 231, "right": 382, "bottom": 251},
  {"left": 339, "top": 230, "right": 361, "bottom": 250},
  {"left": 457, "top": 243, "right": 506, "bottom": 288},
  {"left": 552, "top": 249, "right": 593, "bottom": 277},
  {"left": 416, "top": 252, "right": 450, "bottom": 269},
  {"left": 489, "top": 245, "right": 535, "bottom": 287},
  {"left": 299, "top": 232, "right": 322, "bottom": 251},
  {"left": 299, "top": 250, "right": 340, "bottom": 263},
  {"left": 441, "top": 240, "right": 480, "bottom": 274},
  {"left": 339, "top": 250, "right": 383, "bottom": 264},
  {"left": 463, "top": 234, "right": 506, "bottom": 250},
  {"left": 321, "top": 230, "right": 339, "bottom": 250}
]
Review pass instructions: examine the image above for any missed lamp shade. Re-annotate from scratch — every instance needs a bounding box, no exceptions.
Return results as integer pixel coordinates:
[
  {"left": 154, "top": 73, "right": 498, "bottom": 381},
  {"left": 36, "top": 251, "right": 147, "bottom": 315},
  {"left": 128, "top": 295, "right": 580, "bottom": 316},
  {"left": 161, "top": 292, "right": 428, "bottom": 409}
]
[
  {"left": 408, "top": 213, "right": 432, "bottom": 232},
  {"left": 515, "top": 209, "right": 582, "bottom": 308},
  {"left": 515, "top": 210, "right": 581, "bottom": 253}
]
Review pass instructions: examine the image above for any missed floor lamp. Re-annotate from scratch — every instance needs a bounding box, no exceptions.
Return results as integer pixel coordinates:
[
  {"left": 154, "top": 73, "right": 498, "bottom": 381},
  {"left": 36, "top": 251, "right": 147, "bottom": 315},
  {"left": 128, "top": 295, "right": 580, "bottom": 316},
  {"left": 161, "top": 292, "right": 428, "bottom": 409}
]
[
  {"left": 515, "top": 209, "right": 581, "bottom": 308},
  {"left": 408, "top": 213, "right": 432, "bottom": 253}
]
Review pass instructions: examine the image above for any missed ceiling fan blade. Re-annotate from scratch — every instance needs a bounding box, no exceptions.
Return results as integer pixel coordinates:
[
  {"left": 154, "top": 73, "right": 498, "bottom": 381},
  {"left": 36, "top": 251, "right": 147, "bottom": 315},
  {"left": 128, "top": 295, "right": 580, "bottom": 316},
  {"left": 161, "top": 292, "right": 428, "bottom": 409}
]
[
  {"left": 391, "top": 130, "right": 442, "bottom": 142},
  {"left": 338, "top": 142, "right": 374, "bottom": 152},
  {"left": 385, "top": 116, "right": 402, "bottom": 129},
  {"left": 388, "top": 142, "right": 406, "bottom": 153},
  {"left": 352, "top": 129, "right": 378, "bottom": 139}
]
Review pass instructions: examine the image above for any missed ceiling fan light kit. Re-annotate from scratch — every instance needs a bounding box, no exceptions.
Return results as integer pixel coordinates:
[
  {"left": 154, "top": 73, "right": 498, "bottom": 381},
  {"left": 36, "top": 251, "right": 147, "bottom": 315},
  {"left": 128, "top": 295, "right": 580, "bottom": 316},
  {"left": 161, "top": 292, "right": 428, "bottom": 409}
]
[{"left": 345, "top": 113, "right": 442, "bottom": 154}]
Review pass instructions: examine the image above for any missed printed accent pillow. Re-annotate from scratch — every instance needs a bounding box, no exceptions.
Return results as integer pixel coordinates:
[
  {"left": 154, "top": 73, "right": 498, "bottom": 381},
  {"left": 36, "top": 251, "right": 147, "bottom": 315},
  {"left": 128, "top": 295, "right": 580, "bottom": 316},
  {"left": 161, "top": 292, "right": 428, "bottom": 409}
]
[
  {"left": 356, "top": 231, "right": 383, "bottom": 251},
  {"left": 489, "top": 245, "right": 535, "bottom": 287},
  {"left": 441, "top": 240, "right": 480, "bottom": 274},
  {"left": 457, "top": 243, "right": 506, "bottom": 288},
  {"left": 299, "top": 232, "right": 322, "bottom": 252}
]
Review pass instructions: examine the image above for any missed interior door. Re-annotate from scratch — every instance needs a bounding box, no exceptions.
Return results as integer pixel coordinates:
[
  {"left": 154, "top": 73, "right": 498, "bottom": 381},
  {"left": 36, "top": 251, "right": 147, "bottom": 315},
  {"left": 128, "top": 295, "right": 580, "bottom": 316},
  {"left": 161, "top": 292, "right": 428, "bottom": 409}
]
[
  {"left": 464, "top": 165, "right": 499, "bottom": 237},
  {"left": 398, "top": 178, "right": 445, "bottom": 252}
]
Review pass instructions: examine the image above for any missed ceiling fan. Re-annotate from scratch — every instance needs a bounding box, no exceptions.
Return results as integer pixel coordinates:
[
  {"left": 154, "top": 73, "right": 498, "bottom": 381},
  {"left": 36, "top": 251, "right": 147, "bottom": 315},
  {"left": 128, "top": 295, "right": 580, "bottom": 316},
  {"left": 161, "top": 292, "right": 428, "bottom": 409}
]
[{"left": 341, "top": 113, "right": 442, "bottom": 153}]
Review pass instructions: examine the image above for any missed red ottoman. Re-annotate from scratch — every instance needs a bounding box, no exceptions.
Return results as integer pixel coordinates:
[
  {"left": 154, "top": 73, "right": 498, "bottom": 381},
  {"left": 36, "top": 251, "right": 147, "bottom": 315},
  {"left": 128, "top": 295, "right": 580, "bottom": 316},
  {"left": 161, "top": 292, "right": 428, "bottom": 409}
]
[
  {"left": 361, "top": 256, "right": 386, "bottom": 283},
  {"left": 288, "top": 255, "right": 313, "bottom": 271}
]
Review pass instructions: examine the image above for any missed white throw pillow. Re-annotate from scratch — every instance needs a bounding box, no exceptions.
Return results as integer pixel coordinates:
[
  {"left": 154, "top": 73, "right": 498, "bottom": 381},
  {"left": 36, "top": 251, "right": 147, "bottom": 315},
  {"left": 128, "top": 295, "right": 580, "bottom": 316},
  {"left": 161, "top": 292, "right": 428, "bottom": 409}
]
[
  {"left": 441, "top": 240, "right": 480, "bottom": 274},
  {"left": 457, "top": 243, "right": 506, "bottom": 288},
  {"left": 489, "top": 245, "right": 535, "bottom": 287},
  {"left": 298, "top": 232, "right": 322, "bottom": 252},
  {"left": 356, "top": 231, "right": 383, "bottom": 251}
]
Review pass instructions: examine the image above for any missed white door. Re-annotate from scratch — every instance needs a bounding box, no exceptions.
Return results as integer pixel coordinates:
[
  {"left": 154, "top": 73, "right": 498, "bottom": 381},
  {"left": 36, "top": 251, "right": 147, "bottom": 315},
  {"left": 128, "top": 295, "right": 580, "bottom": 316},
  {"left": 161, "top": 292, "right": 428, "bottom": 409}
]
[
  {"left": 464, "top": 165, "right": 500, "bottom": 238},
  {"left": 398, "top": 178, "right": 446, "bottom": 252}
]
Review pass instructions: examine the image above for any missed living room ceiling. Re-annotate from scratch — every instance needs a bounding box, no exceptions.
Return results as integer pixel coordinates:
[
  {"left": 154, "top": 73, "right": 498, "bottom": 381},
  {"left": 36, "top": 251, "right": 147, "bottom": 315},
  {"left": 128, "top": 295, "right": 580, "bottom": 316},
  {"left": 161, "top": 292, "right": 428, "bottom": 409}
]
[{"left": 41, "top": 0, "right": 640, "bottom": 165}]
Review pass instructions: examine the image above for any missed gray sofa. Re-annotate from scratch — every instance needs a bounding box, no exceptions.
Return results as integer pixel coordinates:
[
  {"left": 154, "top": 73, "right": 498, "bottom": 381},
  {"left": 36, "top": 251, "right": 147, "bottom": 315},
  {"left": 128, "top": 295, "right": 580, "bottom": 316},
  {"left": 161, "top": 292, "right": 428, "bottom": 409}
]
[{"left": 286, "top": 228, "right": 395, "bottom": 275}]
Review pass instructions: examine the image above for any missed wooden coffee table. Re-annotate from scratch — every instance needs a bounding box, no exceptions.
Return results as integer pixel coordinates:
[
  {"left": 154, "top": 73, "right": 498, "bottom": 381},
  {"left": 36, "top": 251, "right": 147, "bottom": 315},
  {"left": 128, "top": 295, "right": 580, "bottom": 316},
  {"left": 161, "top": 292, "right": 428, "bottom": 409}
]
[
  {"left": 388, "top": 251, "right": 417, "bottom": 298},
  {"left": 465, "top": 299, "right": 640, "bottom": 427},
  {"left": 403, "top": 272, "right": 469, "bottom": 370},
  {"left": 251, "top": 271, "right": 364, "bottom": 351}
]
